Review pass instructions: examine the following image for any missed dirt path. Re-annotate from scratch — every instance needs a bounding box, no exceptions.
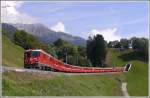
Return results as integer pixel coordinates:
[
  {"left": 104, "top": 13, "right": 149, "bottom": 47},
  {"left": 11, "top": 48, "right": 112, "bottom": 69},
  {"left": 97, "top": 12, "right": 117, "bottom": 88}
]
[{"left": 122, "top": 82, "right": 130, "bottom": 97}]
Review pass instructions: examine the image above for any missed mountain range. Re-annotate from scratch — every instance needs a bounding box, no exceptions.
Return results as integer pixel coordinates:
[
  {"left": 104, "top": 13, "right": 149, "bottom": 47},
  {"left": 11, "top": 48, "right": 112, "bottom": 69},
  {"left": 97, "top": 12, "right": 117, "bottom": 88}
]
[{"left": 2, "top": 23, "right": 86, "bottom": 46}]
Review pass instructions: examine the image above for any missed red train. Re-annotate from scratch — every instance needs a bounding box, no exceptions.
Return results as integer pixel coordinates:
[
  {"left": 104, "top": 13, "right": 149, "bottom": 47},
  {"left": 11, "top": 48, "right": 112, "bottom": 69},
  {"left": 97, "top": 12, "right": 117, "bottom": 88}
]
[{"left": 24, "top": 49, "right": 131, "bottom": 73}]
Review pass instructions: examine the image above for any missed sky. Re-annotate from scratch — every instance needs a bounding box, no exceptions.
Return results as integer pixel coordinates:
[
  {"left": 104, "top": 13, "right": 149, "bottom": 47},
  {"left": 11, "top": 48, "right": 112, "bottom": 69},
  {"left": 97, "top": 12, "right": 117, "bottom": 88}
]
[{"left": 1, "top": 1, "right": 149, "bottom": 41}]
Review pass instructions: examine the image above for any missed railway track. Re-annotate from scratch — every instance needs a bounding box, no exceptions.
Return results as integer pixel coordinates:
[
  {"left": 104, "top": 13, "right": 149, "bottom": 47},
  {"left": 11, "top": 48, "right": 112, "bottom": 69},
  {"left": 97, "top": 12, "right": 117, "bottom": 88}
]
[{"left": 2, "top": 66, "right": 123, "bottom": 76}]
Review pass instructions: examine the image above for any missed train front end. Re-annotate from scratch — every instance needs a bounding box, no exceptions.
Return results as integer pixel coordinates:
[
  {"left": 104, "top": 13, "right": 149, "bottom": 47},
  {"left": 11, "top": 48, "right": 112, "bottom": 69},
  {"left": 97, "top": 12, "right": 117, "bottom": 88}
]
[{"left": 24, "top": 49, "right": 40, "bottom": 68}]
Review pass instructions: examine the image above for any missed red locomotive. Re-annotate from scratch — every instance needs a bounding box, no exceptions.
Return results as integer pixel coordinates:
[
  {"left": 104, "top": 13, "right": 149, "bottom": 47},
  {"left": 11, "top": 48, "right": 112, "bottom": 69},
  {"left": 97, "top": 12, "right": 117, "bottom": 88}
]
[{"left": 24, "top": 49, "right": 131, "bottom": 73}]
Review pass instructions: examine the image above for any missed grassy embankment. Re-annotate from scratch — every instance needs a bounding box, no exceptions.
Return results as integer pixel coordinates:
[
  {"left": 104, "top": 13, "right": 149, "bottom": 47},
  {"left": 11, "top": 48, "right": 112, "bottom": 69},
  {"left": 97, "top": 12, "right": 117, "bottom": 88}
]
[
  {"left": 3, "top": 71, "right": 123, "bottom": 96},
  {"left": 107, "top": 49, "right": 148, "bottom": 96},
  {"left": 2, "top": 35, "right": 24, "bottom": 67}
]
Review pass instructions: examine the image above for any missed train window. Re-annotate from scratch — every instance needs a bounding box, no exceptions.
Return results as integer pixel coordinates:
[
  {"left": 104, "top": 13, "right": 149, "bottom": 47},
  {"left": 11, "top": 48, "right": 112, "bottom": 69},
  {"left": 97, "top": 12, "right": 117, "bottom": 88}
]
[{"left": 32, "top": 51, "right": 40, "bottom": 57}]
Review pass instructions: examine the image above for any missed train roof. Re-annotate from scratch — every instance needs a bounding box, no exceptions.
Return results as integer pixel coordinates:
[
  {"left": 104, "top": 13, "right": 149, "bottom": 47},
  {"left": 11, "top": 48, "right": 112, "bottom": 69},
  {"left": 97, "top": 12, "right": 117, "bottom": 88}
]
[
  {"left": 25, "top": 49, "right": 42, "bottom": 52},
  {"left": 25, "top": 49, "right": 52, "bottom": 57}
]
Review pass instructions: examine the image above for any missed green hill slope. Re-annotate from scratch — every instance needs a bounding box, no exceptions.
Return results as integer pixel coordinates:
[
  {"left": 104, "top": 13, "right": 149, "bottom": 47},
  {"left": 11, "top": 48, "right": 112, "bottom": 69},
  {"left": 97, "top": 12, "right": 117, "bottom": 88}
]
[
  {"left": 108, "top": 49, "right": 148, "bottom": 96},
  {"left": 2, "top": 35, "right": 24, "bottom": 67},
  {"left": 125, "top": 61, "right": 148, "bottom": 96}
]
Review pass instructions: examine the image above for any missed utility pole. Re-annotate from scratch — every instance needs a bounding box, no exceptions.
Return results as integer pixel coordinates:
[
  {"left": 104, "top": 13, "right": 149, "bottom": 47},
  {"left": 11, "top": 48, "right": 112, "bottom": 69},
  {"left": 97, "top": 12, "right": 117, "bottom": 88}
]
[
  {"left": 66, "top": 52, "right": 67, "bottom": 64},
  {"left": 64, "top": 48, "right": 68, "bottom": 64},
  {"left": 76, "top": 54, "right": 78, "bottom": 65}
]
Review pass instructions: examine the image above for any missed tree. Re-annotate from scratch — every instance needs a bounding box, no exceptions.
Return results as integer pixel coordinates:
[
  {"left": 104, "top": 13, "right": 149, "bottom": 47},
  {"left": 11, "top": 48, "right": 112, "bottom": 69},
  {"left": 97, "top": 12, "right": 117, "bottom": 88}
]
[
  {"left": 78, "top": 46, "right": 86, "bottom": 57},
  {"left": 131, "top": 37, "right": 142, "bottom": 50},
  {"left": 131, "top": 37, "right": 148, "bottom": 61},
  {"left": 120, "top": 38, "right": 129, "bottom": 49},
  {"left": 114, "top": 41, "right": 121, "bottom": 48},
  {"left": 142, "top": 38, "right": 148, "bottom": 60},
  {"left": 13, "top": 30, "right": 42, "bottom": 49},
  {"left": 54, "top": 38, "right": 69, "bottom": 47},
  {"left": 107, "top": 41, "right": 113, "bottom": 48},
  {"left": 86, "top": 34, "right": 106, "bottom": 67},
  {"left": 67, "top": 55, "right": 92, "bottom": 67},
  {"left": 107, "top": 40, "right": 121, "bottom": 48},
  {"left": 47, "top": 44, "right": 57, "bottom": 58},
  {"left": 14, "top": 30, "right": 29, "bottom": 49}
]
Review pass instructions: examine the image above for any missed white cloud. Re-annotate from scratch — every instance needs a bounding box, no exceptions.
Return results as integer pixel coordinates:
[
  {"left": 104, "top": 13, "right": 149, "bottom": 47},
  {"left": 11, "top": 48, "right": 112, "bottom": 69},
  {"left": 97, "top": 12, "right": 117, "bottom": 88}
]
[
  {"left": 1, "top": 1, "right": 36, "bottom": 24},
  {"left": 88, "top": 28, "right": 121, "bottom": 41},
  {"left": 50, "top": 22, "right": 67, "bottom": 33}
]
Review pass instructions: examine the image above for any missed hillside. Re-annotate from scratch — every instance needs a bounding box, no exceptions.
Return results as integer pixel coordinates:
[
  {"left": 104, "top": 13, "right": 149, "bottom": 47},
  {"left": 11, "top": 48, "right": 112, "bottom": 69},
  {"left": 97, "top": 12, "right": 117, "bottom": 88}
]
[
  {"left": 2, "top": 45, "right": 148, "bottom": 96},
  {"left": 108, "top": 49, "right": 148, "bottom": 96},
  {"left": 2, "top": 23, "right": 86, "bottom": 46},
  {"left": 2, "top": 34, "right": 24, "bottom": 67}
]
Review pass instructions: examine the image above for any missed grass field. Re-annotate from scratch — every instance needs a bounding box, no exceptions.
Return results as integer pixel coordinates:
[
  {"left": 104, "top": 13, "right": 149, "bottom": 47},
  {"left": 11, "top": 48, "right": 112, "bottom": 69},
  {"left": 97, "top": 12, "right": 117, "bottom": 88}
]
[
  {"left": 2, "top": 35, "right": 24, "bottom": 67},
  {"left": 3, "top": 71, "right": 123, "bottom": 96},
  {"left": 2, "top": 35, "right": 148, "bottom": 96}
]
